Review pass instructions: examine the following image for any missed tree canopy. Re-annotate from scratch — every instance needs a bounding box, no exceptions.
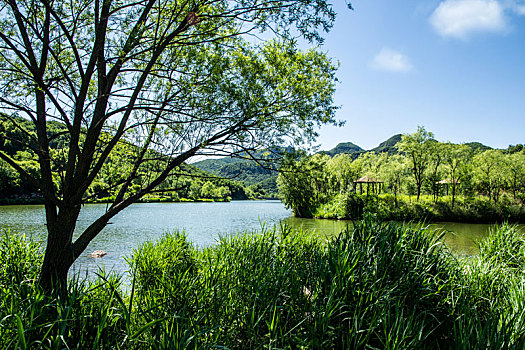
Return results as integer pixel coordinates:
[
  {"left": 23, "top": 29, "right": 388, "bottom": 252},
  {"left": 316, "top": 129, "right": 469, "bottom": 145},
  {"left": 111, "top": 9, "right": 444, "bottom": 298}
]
[
  {"left": 278, "top": 128, "right": 525, "bottom": 220},
  {"left": 0, "top": 0, "right": 343, "bottom": 289},
  {"left": 397, "top": 126, "right": 435, "bottom": 201}
]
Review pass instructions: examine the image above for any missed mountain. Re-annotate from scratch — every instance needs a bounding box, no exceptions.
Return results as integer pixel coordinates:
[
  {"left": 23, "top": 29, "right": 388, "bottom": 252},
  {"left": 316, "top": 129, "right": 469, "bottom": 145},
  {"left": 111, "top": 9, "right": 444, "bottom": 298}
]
[
  {"left": 191, "top": 157, "right": 241, "bottom": 174},
  {"left": 323, "top": 135, "right": 402, "bottom": 157},
  {"left": 323, "top": 142, "right": 364, "bottom": 157},
  {"left": 465, "top": 142, "right": 492, "bottom": 153},
  {"left": 324, "top": 135, "right": 492, "bottom": 157},
  {"left": 370, "top": 134, "right": 402, "bottom": 154},
  {"left": 193, "top": 157, "right": 279, "bottom": 199}
]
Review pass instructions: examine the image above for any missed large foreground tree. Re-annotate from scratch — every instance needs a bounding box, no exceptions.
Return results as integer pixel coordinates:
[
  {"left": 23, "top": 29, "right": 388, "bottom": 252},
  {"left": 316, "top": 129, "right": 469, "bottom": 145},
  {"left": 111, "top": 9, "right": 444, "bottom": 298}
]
[{"left": 0, "top": 0, "right": 344, "bottom": 290}]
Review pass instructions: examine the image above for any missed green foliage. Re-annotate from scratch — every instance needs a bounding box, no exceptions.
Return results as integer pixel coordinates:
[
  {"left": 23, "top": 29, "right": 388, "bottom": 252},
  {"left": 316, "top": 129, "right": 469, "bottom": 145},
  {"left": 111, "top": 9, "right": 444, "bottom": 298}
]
[
  {"left": 326, "top": 153, "right": 359, "bottom": 193},
  {"left": 0, "top": 228, "right": 42, "bottom": 287},
  {"left": 277, "top": 153, "right": 332, "bottom": 217},
  {"left": 397, "top": 126, "right": 436, "bottom": 200},
  {"left": 465, "top": 141, "right": 493, "bottom": 153},
  {"left": 279, "top": 127, "right": 525, "bottom": 222},
  {"left": 195, "top": 158, "right": 279, "bottom": 198},
  {"left": 370, "top": 133, "right": 403, "bottom": 154},
  {"left": 316, "top": 194, "right": 525, "bottom": 223},
  {"left": 6, "top": 219, "right": 525, "bottom": 347},
  {"left": 130, "top": 231, "right": 197, "bottom": 295},
  {"left": 0, "top": 228, "right": 127, "bottom": 348},
  {"left": 0, "top": 116, "right": 247, "bottom": 203},
  {"left": 315, "top": 192, "right": 364, "bottom": 219},
  {"left": 473, "top": 149, "right": 507, "bottom": 203},
  {"left": 323, "top": 141, "right": 364, "bottom": 157}
]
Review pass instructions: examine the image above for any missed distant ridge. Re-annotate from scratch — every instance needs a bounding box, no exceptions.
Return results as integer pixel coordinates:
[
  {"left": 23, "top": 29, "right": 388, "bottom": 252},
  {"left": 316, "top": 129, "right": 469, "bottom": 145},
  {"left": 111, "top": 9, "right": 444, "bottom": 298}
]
[
  {"left": 323, "top": 134, "right": 492, "bottom": 157},
  {"left": 370, "top": 134, "right": 402, "bottom": 154},
  {"left": 464, "top": 142, "right": 492, "bottom": 152},
  {"left": 194, "top": 135, "right": 495, "bottom": 197},
  {"left": 323, "top": 134, "right": 402, "bottom": 157},
  {"left": 323, "top": 142, "right": 364, "bottom": 157},
  {"left": 193, "top": 155, "right": 279, "bottom": 198}
]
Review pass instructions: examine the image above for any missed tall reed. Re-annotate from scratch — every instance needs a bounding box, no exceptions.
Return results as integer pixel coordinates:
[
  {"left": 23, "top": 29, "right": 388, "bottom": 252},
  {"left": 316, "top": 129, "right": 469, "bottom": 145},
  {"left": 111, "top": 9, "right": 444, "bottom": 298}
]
[{"left": 3, "top": 220, "right": 525, "bottom": 348}]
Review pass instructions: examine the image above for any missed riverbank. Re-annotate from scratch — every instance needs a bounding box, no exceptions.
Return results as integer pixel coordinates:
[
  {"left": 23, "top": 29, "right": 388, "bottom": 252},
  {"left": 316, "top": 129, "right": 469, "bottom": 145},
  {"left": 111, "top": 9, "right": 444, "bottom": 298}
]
[
  {"left": 0, "top": 196, "right": 231, "bottom": 205},
  {"left": 3, "top": 218, "right": 525, "bottom": 348},
  {"left": 0, "top": 195, "right": 279, "bottom": 206},
  {"left": 0, "top": 196, "right": 232, "bottom": 206},
  {"left": 313, "top": 193, "right": 525, "bottom": 224}
]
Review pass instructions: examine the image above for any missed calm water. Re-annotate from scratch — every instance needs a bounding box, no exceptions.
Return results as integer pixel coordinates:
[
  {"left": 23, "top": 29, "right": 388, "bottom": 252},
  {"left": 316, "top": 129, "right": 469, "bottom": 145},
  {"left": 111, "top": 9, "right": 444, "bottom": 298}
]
[
  {"left": 0, "top": 201, "right": 291, "bottom": 276},
  {"left": 282, "top": 216, "right": 517, "bottom": 255},
  {"left": 0, "top": 201, "right": 522, "bottom": 276}
]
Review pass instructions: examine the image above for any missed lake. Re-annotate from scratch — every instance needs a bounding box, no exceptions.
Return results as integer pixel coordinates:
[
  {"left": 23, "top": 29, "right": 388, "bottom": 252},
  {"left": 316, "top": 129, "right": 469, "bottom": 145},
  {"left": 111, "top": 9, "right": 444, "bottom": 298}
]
[{"left": 0, "top": 201, "right": 522, "bottom": 277}]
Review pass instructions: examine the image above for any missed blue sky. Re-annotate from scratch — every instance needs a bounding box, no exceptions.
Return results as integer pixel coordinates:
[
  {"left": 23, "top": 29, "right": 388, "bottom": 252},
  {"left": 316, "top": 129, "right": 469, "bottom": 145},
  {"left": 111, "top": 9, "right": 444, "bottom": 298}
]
[{"left": 311, "top": 0, "right": 525, "bottom": 151}]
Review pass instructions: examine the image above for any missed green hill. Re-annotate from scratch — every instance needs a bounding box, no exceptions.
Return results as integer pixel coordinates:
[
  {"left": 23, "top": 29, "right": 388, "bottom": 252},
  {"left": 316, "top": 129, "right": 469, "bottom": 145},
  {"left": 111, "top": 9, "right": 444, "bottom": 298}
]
[
  {"left": 322, "top": 135, "right": 492, "bottom": 157},
  {"left": 322, "top": 135, "right": 402, "bottom": 158},
  {"left": 0, "top": 115, "right": 252, "bottom": 203},
  {"left": 193, "top": 157, "right": 279, "bottom": 199},
  {"left": 465, "top": 142, "right": 492, "bottom": 153},
  {"left": 323, "top": 142, "right": 364, "bottom": 157},
  {"left": 370, "top": 134, "right": 402, "bottom": 154}
]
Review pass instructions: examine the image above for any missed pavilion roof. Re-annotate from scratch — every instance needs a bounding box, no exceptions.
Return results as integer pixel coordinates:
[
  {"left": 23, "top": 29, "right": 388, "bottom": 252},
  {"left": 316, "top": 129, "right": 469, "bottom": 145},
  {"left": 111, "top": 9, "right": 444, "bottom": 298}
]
[
  {"left": 354, "top": 176, "right": 383, "bottom": 184},
  {"left": 435, "top": 178, "right": 460, "bottom": 184}
]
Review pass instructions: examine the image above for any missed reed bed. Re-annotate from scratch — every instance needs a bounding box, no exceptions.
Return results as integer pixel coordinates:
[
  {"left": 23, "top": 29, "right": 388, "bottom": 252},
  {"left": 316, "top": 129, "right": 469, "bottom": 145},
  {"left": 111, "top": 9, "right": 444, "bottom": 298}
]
[{"left": 2, "top": 218, "right": 525, "bottom": 349}]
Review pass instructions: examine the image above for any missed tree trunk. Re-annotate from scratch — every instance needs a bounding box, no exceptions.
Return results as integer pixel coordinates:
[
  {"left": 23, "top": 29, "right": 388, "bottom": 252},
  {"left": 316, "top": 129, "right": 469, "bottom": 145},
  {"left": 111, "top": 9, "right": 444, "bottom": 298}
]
[
  {"left": 394, "top": 190, "right": 397, "bottom": 207},
  {"left": 39, "top": 241, "right": 75, "bottom": 293},
  {"left": 451, "top": 184, "right": 456, "bottom": 208},
  {"left": 38, "top": 206, "right": 80, "bottom": 292},
  {"left": 513, "top": 175, "right": 517, "bottom": 200}
]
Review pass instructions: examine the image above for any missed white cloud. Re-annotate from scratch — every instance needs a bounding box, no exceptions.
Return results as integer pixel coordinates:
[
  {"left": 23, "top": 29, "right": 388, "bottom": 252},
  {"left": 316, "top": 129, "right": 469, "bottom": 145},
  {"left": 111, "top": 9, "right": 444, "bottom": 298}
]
[
  {"left": 370, "top": 48, "right": 413, "bottom": 73},
  {"left": 430, "top": 0, "right": 506, "bottom": 39},
  {"left": 514, "top": 4, "right": 525, "bottom": 14}
]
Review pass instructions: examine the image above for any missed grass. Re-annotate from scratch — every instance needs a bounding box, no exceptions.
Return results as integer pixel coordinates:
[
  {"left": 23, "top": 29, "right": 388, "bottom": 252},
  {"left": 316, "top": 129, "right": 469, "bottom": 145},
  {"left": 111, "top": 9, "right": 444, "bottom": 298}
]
[
  {"left": 2, "top": 218, "right": 525, "bottom": 348},
  {"left": 315, "top": 193, "right": 525, "bottom": 223}
]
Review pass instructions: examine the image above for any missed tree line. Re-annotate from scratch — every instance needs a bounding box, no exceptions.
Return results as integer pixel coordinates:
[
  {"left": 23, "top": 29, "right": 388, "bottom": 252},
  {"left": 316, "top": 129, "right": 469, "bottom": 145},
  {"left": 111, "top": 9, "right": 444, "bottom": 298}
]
[
  {"left": 0, "top": 115, "right": 269, "bottom": 203},
  {"left": 278, "top": 126, "right": 525, "bottom": 220}
]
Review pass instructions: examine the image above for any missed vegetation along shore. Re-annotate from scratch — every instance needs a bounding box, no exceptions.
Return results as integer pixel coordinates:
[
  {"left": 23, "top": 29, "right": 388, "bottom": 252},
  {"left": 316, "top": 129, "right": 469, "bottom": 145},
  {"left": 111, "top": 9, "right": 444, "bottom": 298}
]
[
  {"left": 278, "top": 127, "right": 525, "bottom": 223},
  {"left": 0, "top": 0, "right": 523, "bottom": 347},
  {"left": 3, "top": 217, "right": 525, "bottom": 348}
]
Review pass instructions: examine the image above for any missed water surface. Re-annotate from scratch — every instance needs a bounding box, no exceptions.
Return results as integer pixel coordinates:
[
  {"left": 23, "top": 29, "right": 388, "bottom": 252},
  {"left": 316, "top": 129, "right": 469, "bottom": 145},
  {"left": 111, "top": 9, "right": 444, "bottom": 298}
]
[
  {"left": 1, "top": 201, "right": 523, "bottom": 276},
  {"left": 282, "top": 216, "right": 517, "bottom": 255},
  {"left": 0, "top": 201, "right": 290, "bottom": 276}
]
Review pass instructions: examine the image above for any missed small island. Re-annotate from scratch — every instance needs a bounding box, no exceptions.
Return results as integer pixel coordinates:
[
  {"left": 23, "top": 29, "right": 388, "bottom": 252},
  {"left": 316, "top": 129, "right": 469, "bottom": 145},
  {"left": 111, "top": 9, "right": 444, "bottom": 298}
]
[{"left": 278, "top": 127, "right": 525, "bottom": 224}]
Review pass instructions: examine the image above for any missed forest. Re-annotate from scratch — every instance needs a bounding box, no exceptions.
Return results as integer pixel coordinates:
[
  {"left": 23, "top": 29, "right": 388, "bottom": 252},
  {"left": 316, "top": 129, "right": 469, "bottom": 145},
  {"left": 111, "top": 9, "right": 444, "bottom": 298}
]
[
  {"left": 4, "top": 117, "right": 524, "bottom": 222},
  {"left": 278, "top": 127, "right": 525, "bottom": 223},
  {"left": 0, "top": 115, "right": 264, "bottom": 204}
]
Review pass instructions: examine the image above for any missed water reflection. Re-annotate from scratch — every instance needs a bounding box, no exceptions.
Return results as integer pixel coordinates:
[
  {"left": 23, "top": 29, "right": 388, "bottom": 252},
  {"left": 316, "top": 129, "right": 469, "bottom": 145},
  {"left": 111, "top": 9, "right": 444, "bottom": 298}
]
[
  {"left": 282, "top": 217, "right": 525, "bottom": 255},
  {"left": 1, "top": 201, "right": 524, "bottom": 276}
]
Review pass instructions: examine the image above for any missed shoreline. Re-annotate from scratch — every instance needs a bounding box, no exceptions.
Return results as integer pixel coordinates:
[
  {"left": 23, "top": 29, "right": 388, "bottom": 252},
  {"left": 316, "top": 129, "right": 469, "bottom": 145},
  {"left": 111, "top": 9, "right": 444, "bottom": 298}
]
[{"left": 0, "top": 196, "right": 279, "bottom": 206}]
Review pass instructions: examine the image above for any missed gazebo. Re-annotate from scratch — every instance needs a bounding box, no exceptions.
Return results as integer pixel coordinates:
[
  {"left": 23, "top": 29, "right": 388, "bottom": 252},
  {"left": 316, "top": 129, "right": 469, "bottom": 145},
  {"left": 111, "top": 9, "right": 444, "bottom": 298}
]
[
  {"left": 353, "top": 176, "right": 384, "bottom": 196},
  {"left": 435, "top": 178, "right": 460, "bottom": 196}
]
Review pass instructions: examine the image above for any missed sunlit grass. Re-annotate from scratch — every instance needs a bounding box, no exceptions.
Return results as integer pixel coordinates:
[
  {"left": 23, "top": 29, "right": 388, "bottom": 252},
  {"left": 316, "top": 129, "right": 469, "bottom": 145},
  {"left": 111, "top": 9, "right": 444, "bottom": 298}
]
[
  {"left": 315, "top": 193, "right": 525, "bottom": 223},
  {"left": 2, "top": 219, "right": 525, "bottom": 348}
]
